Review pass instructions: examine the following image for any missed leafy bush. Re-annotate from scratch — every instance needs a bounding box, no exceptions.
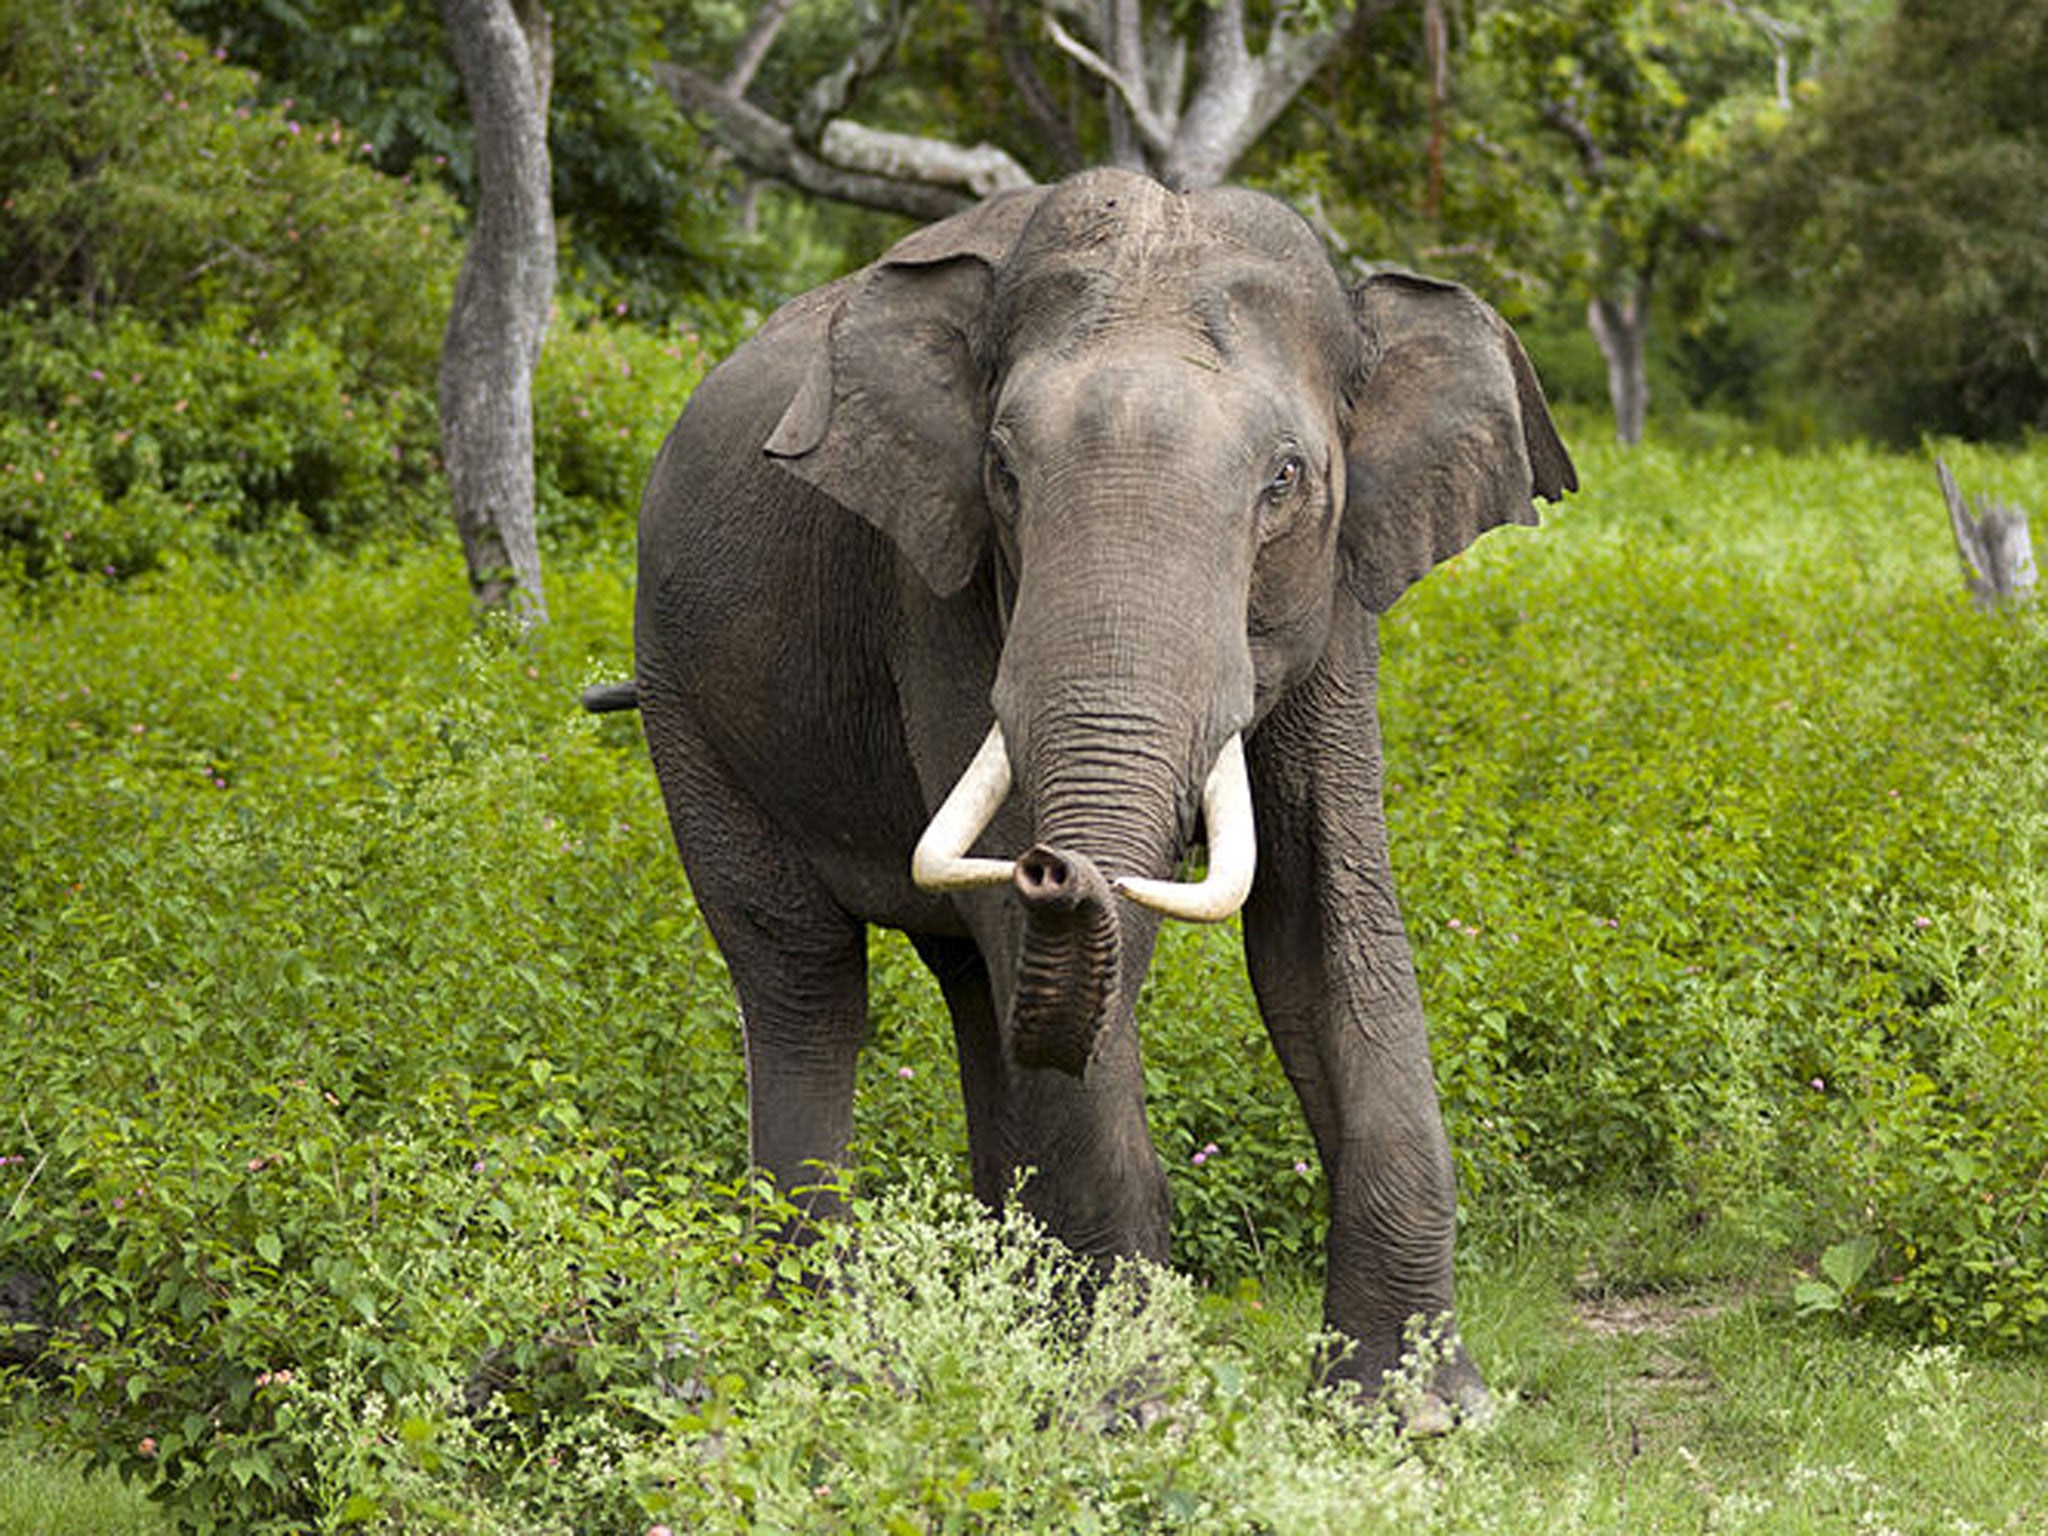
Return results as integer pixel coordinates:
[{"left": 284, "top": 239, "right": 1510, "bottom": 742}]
[
  {"left": 532, "top": 312, "right": 710, "bottom": 552},
  {"left": 4, "top": 435, "right": 2046, "bottom": 1527},
  {"left": 0, "top": 308, "right": 441, "bottom": 583},
  {"left": 0, "top": 0, "right": 460, "bottom": 374}
]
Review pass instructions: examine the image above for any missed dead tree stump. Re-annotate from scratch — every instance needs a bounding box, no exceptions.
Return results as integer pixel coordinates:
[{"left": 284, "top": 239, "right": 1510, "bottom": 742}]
[{"left": 1936, "top": 456, "right": 2037, "bottom": 610}]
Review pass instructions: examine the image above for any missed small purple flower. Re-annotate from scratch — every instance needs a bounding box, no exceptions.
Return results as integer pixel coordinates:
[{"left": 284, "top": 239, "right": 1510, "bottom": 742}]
[
  {"left": 1191, "top": 1151, "right": 1208, "bottom": 1167},
  {"left": 1913, "top": 915, "right": 1933, "bottom": 930},
  {"left": 1810, "top": 1077, "right": 1826, "bottom": 1092},
  {"left": 1294, "top": 1160, "right": 1310, "bottom": 1176},
  {"left": 897, "top": 1066, "right": 914, "bottom": 1080}
]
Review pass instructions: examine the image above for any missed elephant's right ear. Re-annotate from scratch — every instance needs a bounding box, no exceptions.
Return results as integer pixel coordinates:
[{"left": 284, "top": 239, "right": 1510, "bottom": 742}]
[{"left": 766, "top": 188, "right": 1046, "bottom": 597}]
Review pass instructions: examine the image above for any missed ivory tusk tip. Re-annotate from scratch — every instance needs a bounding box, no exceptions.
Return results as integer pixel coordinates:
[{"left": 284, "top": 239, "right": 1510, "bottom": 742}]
[{"left": 1111, "top": 868, "right": 1254, "bottom": 924}]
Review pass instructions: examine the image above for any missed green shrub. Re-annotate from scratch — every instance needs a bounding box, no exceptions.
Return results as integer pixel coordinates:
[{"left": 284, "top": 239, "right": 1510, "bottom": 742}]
[
  {"left": 533, "top": 312, "right": 710, "bottom": 552},
  {"left": 0, "top": 0, "right": 460, "bottom": 375},
  {"left": 0, "top": 308, "right": 441, "bottom": 583}
]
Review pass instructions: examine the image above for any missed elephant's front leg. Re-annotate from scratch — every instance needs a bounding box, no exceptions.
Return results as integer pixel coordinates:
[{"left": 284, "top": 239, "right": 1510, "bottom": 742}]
[{"left": 1240, "top": 598, "right": 1487, "bottom": 1416}]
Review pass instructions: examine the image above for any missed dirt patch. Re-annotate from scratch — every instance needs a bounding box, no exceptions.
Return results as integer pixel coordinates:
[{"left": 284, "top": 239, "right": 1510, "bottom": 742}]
[{"left": 1574, "top": 1293, "right": 1727, "bottom": 1340}]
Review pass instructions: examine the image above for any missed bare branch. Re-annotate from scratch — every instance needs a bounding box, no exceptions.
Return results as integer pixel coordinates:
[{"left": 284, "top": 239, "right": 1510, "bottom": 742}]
[
  {"left": 820, "top": 120, "right": 1034, "bottom": 196},
  {"left": 656, "top": 60, "right": 978, "bottom": 221},
  {"left": 726, "top": 0, "right": 800, "bottom": 97},
  {"left": 1540, "top": 98, "right": 1608, "bottom": 183},
  {"left": 1719, "top": 0, "right": 1803, "bottom": 109},
  {"left": 795, "top": 0, "right": 911, "bottom": 145},
  {"left": 1046, "top": 12, "right": 1176, "bottom": 158}
]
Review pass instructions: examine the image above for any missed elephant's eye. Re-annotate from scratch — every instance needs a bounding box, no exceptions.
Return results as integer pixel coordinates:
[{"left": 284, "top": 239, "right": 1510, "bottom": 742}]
[{"left": 1263, "top": 455, "right": 1306, "bottom": 501}]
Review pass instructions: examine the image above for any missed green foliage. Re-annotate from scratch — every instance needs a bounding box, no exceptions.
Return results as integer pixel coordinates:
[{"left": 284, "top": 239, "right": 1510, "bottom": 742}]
[
  {"left": 1457, "top": 0, "right": 1800, "bottom": 306},
  {"left": 0, "top": 0, "right": 472, "bottom": 587},
  {"left": 0, "top": 307, "right": 441, "bottom": 583},
  {"left": 531, "top": 311, "right": 711, "bottom": 551},
  {"left": 166, "top": 0, "right": 772, "bottom": 324},
  {"left": 4, "top": 432, "right": 2046, "bottom": 1526},
  {"left": 1376, "top": 434, "right": 2048, "bottom": 1339},
  {"left": 0, "top": 0, "right": 461, "bottom": 371},
  {"left": 0, "top": 302, "right": 708, "bottom": 589},
  {"left": 1733, "top": 0, "right": 2048, "bottom": 441}
]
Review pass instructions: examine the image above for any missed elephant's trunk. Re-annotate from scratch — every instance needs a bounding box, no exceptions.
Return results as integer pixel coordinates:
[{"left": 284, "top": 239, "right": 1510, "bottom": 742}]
[
  {"left": 911, "top": 723, "right": 1255, "bottom": 1078},
  {"left": 1007, "top": 844, "right": 1120, "bottom": 1075}
]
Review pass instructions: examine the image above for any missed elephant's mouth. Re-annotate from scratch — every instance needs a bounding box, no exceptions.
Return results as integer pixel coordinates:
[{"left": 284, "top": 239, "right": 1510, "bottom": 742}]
[
  {"left": 911, "top": 723, "right": 1255, "bottom": 1077},
  {"left": 910, "top": 722, "right": 1256, "bottom": 923}
]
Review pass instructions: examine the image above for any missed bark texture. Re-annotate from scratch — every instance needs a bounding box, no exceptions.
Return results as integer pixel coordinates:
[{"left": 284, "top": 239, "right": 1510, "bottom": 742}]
[
  {"left": 440, "top": 0, "right": 556, "bottom": 622},
  {"left": 1587, "top": 284, "right": 1650, "bottom": 448}
]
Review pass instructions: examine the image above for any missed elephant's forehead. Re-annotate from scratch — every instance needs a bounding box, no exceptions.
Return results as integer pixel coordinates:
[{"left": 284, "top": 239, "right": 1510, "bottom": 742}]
[{"left": 998, "top": 174, "right": 1348, "bottom": 368}]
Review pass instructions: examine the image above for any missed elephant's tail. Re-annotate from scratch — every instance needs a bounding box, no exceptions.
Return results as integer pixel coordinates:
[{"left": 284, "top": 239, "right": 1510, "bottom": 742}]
[{"left": 581, "top": 680, "right": 641, "bottom": 714}]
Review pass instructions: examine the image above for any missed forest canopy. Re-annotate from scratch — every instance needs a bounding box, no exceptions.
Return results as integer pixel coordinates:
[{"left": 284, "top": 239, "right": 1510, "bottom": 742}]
[{"left": 3, "top": 0, "right": 2047, "bottom": 595}]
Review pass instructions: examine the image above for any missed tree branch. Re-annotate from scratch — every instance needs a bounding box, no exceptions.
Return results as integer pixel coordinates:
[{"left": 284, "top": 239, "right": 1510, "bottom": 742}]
[
  {"left": 1540, "top": 98, "right": 1608, "bottom": 183},
  {"left": 968, "top": 0, "right": 1084, "bottom": 172},
  {"left": 726, "top": 0, "right": 800, "bottom": 97},
  {"left": 655, "top": 60, "right": 980, "bottom": 221},
  {"left": 820, "top": 120, "right": 1034, "bottom": 196},
  {"left": 1163, "top": 0, "right": 1357, "bottom": 187},
  {"left": 794, "top": 0, "right": 911, "bottom": 145},
  {"left": 1045, "top": 12, "right": 1176, "bottom": 158}
]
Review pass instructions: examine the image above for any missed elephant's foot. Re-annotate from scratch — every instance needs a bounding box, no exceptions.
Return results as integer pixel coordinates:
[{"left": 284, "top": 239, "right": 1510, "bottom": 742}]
[
  {"left": 1392, "top": 1357, "right": 1493, "bottom": 1438},
  {"left": 1320, "top": 1320, "right": 1492, "bottom": 1436}
]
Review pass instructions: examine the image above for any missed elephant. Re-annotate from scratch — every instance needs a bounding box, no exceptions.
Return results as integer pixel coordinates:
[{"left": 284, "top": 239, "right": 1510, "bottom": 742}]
[{"left": 587, "top": 167, "right": 1574, "bottom": 1415}]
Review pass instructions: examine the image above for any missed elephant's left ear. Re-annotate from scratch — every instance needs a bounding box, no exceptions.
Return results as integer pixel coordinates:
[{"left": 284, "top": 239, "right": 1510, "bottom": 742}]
[
  {"left": 765, "top": 187, "right": 1048, "bottom": 597},
  {"left": 1341, "top": 272, "right": 1576, "bottom": 614}
]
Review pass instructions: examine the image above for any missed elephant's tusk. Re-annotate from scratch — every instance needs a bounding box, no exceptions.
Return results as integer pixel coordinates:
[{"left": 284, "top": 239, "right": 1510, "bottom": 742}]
[
  {"left": 911, "top": 722, "right": 1019, "bottom": 892},
  {"left": 1112, "top": 733, "right": 1256, "bottom": 923}
]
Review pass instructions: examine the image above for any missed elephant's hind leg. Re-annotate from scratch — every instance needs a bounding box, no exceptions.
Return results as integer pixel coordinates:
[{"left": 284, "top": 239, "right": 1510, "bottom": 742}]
[{"left": 644, "top": 712, "right": 869, "bottom": 1224}]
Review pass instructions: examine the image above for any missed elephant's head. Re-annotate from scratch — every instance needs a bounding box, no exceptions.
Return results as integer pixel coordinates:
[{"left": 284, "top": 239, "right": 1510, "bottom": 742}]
[{"left": 769, "top": 169, "right": 1573, "bottom": 1076}]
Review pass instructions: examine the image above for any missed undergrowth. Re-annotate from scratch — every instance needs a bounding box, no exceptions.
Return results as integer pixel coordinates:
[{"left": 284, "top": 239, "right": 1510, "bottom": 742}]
[{"left": 3, "top": 434, "right": 2045, "bottom": 1529}]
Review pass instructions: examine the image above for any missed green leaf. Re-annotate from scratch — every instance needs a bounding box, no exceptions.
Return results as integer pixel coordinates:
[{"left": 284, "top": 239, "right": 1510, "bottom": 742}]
[
  {"left": 254, "top": 1230, "right": 283, "bottom": 1266},
  {"left": 1820, "top": 1235, "right": 1877, "bottom": 1295},
  {"left": 1793, "top": 1278, "right": 1841, "bottom": 1316}
]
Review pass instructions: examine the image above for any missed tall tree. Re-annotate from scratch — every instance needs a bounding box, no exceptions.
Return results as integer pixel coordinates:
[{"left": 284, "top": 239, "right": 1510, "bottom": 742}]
[
  {"left": 1739, "top": 0, "right": 2048, "bottom": 441},
  {"left": 659, "top": 0, "right": 1398, "bottom": 208},
  {"left": 439, "top": 0, "right": 556, "bottom": 622},
  {"left": 1465, "top": 0, "right": 1833, "bottom": 444}
]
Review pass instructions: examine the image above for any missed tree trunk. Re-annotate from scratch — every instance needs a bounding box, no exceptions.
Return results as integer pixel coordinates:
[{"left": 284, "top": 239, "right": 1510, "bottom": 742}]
[
  {"left": 440, "top": 0, "right": 556, "bottom": 624},
  {"left": 1587, "top": 283, "right": 1650, "bottom": 447}
]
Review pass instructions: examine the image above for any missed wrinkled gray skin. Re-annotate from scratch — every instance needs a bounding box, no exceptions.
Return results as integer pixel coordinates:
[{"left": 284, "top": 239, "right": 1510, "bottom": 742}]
[{"left": 619, "top": 169, "right": 1574, "bottom": 1411}]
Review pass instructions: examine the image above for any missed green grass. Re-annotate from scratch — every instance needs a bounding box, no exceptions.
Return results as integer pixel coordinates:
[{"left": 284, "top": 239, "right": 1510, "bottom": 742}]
[
  {"left": 9, "top": 1246, "right": 2045, "bottom": 1534},
  {"left": 0, "top": 1425, "right": 165, "bottom": 1536},
  {"left": 3, "top": 426, "right": 2045, "bottom": 1530}
]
